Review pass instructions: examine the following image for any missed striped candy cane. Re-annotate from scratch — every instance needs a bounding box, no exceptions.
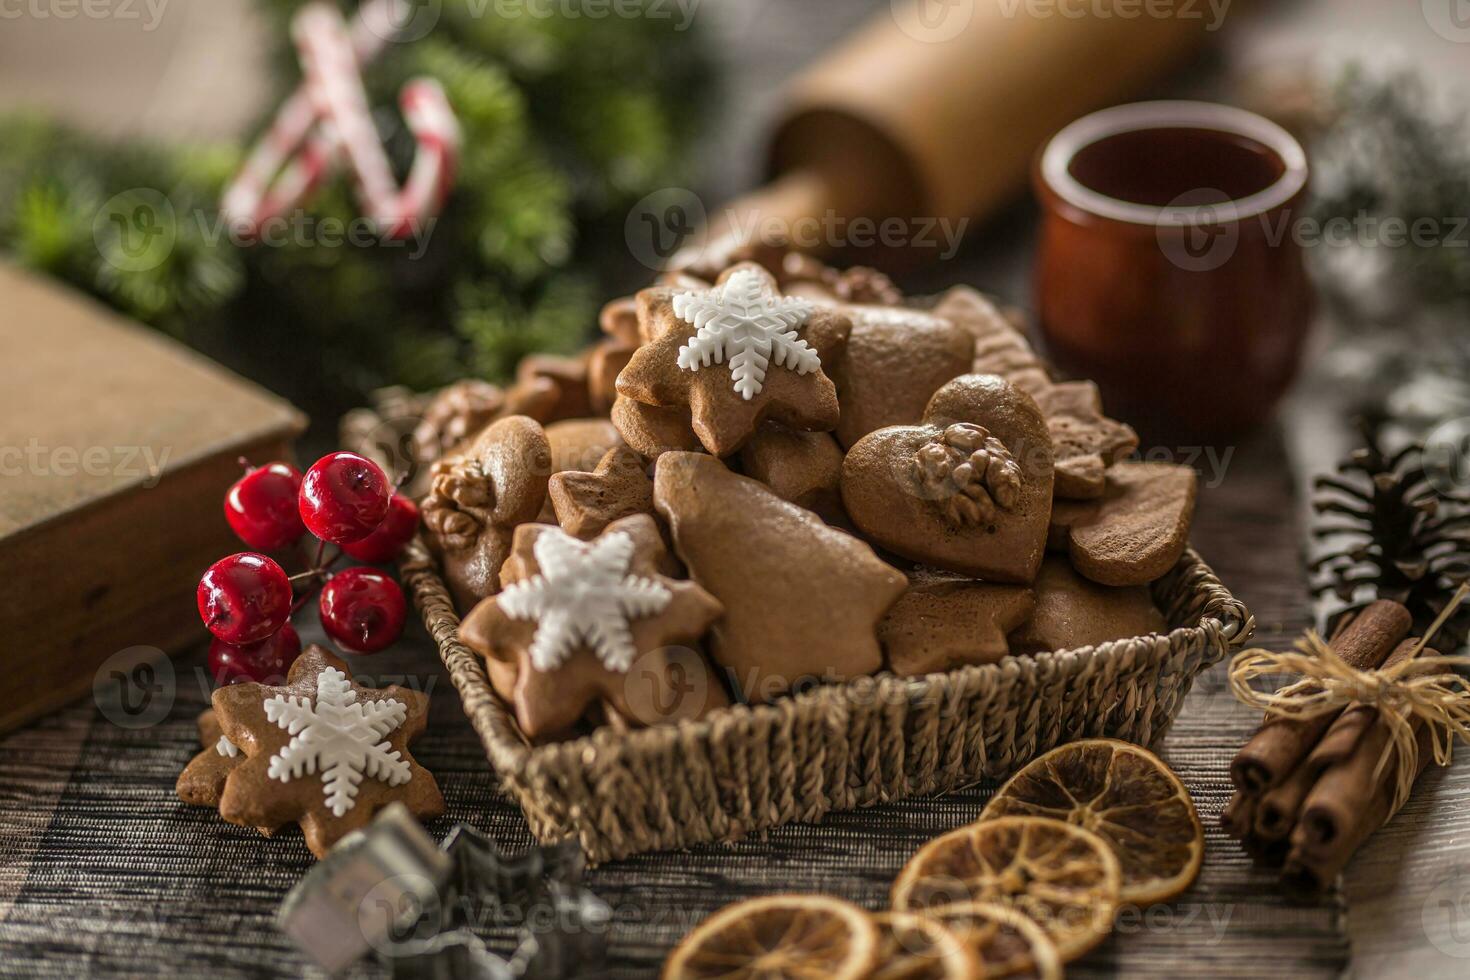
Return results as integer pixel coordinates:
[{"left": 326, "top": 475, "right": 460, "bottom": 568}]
[
  {"left": 293, "top": 3, "right": 460, "bottom": 239},
  {"left": 221, "top": 0, "right": 459, "bottom": 240}
]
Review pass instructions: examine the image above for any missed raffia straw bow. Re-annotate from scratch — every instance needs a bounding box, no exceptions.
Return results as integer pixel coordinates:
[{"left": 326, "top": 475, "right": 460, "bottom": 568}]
[{"left": 1228, "top": 583, "right": 1470, "bottom": 818}]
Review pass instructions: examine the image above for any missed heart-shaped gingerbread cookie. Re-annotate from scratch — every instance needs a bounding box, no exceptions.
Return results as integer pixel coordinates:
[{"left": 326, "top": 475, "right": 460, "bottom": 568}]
[{"left": 841, "top": 374, "right": 1054, "bottom": 583}]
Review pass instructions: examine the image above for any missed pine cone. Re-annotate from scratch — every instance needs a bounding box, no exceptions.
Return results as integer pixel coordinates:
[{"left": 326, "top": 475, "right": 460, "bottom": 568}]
[
  {"left": 1311, "top": 426, "right": 1470, "bottom": 645},
  {"left": 412, "top": 380, "right": 506, "bottom": 465}
]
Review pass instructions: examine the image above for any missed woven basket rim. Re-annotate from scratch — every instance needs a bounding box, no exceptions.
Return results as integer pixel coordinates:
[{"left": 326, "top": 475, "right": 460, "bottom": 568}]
[{"left": 401, "top": 536, "right": 1254, "bottom": 778}]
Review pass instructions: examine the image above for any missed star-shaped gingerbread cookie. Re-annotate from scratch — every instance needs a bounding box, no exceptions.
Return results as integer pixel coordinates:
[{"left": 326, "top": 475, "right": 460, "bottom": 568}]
[
  {"left": 176, "top": 709, "right": 245, "bottom": 809},
  {"left": 213, "top": 646, "right": 444, "bottom": 859},
  {"left": 611, "top": 395, "right": 703, "bottom": 459},
  {"left": 615, "top": 263, "right": 850, "bottom": 457},
  {"left": 457, "top": 514, "right": 727, "bottom": 741},
  {"left": 548, "top": 446, "right": 655, "bottom": 539},
  {"left": 1034, "top": 381, "right": 1139, "bottom": 500}
]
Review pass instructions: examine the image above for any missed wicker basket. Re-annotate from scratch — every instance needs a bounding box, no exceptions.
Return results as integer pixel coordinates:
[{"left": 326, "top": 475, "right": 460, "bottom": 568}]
[{"left": 401, "top": 535, "right": 1253, "bottom": 863}]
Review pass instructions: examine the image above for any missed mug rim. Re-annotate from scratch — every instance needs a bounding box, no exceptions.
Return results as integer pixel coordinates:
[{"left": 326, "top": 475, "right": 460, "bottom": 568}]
[{"left": 1039, "top": 100, "right": 1308, "bottom": 227}]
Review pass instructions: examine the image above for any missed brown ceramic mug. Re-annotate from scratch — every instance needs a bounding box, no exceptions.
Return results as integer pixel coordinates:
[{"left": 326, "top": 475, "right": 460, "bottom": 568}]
[{"left": 1033, "top": 101, "right": 1311, "bottom": 445}]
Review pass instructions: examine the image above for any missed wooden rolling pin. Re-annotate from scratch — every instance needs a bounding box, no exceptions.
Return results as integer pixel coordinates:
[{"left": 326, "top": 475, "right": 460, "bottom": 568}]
[{"left": 683, "top": 0, "right": 1217, "bottom": 268}]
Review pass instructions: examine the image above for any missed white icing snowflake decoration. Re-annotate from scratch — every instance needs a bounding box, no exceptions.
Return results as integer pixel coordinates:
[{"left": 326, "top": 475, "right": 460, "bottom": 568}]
[
  {"left": 498, "top": 528, "right": 671, "bottom": 674},
  {"left": 673, "top": 268, "right": 820, "bottom": 400},
  {"left": 215, "top": 735, "right": 240, "bottom": 759},
  {"left": 263, "top": 666, "right": 411, "bottom": 817}
]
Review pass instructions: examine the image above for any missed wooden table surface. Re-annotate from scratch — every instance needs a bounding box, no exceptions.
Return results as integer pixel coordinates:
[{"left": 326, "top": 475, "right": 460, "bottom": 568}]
[{"left": 3, "top": 1, "right": 1470, "bottom": 977}]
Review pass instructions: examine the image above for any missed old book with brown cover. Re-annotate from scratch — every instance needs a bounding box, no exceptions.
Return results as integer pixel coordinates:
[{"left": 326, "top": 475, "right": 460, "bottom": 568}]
[{"left": 0, "top": 265, "right": 306, "bottom": 733}]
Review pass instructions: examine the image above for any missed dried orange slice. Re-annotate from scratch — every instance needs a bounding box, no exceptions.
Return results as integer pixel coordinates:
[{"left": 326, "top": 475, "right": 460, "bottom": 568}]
[
  {"left": 662, "top": 894, "right": 879, "bottom": 980},
  {"left": 868, "top": 912, "right": 980, "bottom": 980},
  {"left": 920, "top": 902, "right": 1062, "bottom": 980},
  {"left": 982, "top": 738, "right": 1204, "bottom": 905},
  {"left": 891, "top": 815, "right": 1120, "bottom": 963}
]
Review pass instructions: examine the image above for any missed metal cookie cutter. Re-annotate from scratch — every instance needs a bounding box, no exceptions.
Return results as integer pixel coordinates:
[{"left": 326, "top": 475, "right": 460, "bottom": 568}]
[{"left": 279, "top": 804, "right": 610, "bottom": 978}]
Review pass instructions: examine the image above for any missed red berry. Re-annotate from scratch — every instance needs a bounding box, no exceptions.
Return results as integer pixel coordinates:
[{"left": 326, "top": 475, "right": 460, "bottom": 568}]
[
  {"left": 225, "top": 462, "right": 306, "bottom": 550},
  {"left": 340, "top": 493, "right": 420, "bottom": 564},
  {"left": 319, "top": 567, "right": 406, "bottom": 654},
  {"left": 299, "top": 452, "right": 391, "bottom": 544},
  {"left": 197, "top": 553, "right": 293, "bottom": 645},
  {"left": 208, "top": 623, "right": 302, "bottom": 686}
]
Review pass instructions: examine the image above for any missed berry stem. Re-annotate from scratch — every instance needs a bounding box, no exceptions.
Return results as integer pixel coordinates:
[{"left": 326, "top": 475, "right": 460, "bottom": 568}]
[
  {"left": 286, "top": 548, "right": 348, "bottom": 617},
  {"left": 289, "top": 591, "right": 315, "bottom": 619}
]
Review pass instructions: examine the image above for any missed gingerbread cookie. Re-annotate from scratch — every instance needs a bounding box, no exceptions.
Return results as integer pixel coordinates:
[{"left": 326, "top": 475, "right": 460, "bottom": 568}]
[
  {"left": 780, "top": 253, "right": 905, "bottom": 306},
  {"left": 616, "top": 263, "right": 849, "bottom": 457},
  {"left": 213, "top": 646, "right": 444, "bottom": 858},
  {"left": 176, "top": 709, "right": 245, "bottom": 809},
  {"left": 1033, "top": 381, "right": 1138, "bottom": 500},
  {"left": 546, "top": 417, "right": 625, "bottom": 475},
  {"left": 588, "top": 338, "right": 637, "bottom": 415},
  {"left": 933, "top": 288, "right": 1051, "bottom": 395},
  {"left": 422, "top": 415, "right": 552, "bottom": 610},
  {"left": 517, "top": 353, "right": 593, "bottom": 422},
  {"left": 737, "top": 424, "right": 846, "bottom": 523},
  {"left": 841, "top": 375, "right": 1054, "bottom": 583},
  {"left": 931, "top": 291, "right": 1135, "bottom": 499},
  {"left": 548, "top": 446, "right": 655, "bottom": 539},
  {"left": 1049, "top": 461, "right": 1198, "bottom": 586},
  {"left": 600, "top": 296, "right": 644, "bottom": 346},
  {"left": 673, "top": 236, "right": 791, "bottom": 289},
  {"left": 827, "top": 305, "right": 975, "bottom": 449},
  {"left": 879, "top": 568, "right": 1035, "bottom": 677},
  {"left": 654, "top": 452, "right": 907, "bottom": 702},
  {"left": 611, "top": 395, "right": 703, "bottom": 460},
  {"left": 457, "top": 515, "right": 726, "bottom": 741},
  {"left": 1010, "top": 557, "right": 1166, "bottom": 655}
]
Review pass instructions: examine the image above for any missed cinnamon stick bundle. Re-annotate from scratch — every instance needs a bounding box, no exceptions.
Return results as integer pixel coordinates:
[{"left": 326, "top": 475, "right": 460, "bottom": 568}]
[
  {"left": 1222, "top": 600, "right": 1431, "bottom": 887},
  {"left": 1228, "top": 601, "right": 1410, "bottom": 794},
  {"left": 1283, "top": 715, "right": 1433, "bottom": 891}
]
